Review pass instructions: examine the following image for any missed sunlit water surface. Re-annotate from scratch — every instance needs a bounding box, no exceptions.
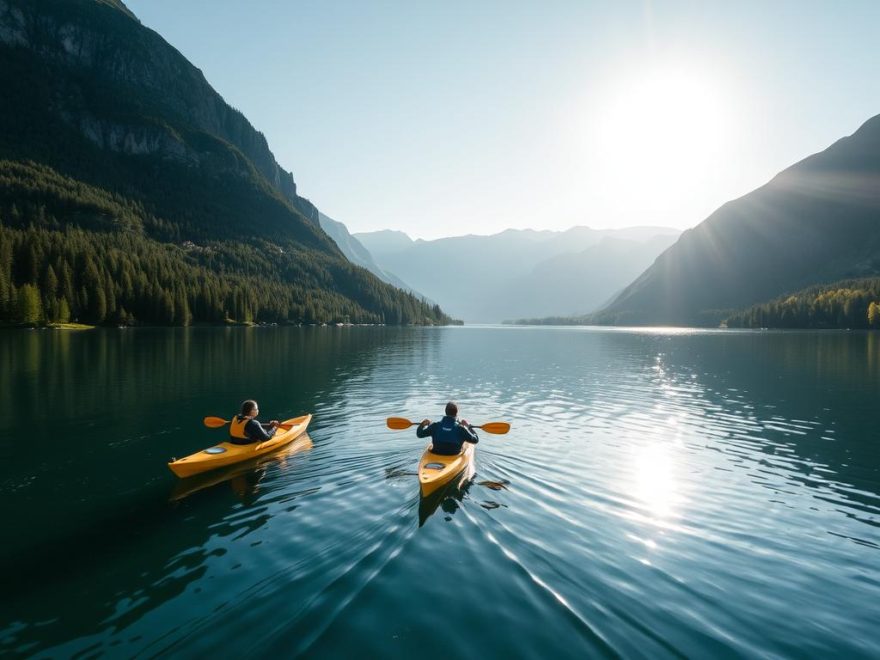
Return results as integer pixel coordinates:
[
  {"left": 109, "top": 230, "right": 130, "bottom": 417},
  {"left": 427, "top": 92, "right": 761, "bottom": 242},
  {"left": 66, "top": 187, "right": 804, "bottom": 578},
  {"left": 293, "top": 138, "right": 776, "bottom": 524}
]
[{"left": 1, "top": 326, "right": 878, "bottom": 658}]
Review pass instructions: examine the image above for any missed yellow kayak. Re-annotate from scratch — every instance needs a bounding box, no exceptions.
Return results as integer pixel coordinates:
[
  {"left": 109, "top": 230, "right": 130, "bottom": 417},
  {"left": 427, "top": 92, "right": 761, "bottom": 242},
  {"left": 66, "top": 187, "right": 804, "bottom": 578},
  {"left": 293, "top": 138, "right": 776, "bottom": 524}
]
[
  {"left": 168, "top": 414, "right": 312, "bottom": 478},
  {"left": 417, "top": 441, "right": 476, "bottom": 497},
  {"left": 169, "top": 434, "right": 313, "bottom": 500}
]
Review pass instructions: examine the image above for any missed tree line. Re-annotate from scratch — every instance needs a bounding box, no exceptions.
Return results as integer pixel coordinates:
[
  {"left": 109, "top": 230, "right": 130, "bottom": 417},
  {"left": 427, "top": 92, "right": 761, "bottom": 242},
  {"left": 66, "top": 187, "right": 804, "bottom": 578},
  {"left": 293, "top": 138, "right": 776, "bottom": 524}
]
[
  {"left": 725, "top": 278, "right": 880, "bottom": 329},
  {"left": 0, "top": 162, "right": 453, "bottom": 327}
]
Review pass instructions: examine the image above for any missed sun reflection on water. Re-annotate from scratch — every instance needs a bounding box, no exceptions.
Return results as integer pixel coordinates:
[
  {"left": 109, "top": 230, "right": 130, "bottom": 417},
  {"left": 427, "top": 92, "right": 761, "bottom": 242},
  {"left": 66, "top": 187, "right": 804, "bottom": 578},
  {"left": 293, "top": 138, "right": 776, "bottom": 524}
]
[{"left": 633, "top": 442, "right": 681, "bottom": 519}]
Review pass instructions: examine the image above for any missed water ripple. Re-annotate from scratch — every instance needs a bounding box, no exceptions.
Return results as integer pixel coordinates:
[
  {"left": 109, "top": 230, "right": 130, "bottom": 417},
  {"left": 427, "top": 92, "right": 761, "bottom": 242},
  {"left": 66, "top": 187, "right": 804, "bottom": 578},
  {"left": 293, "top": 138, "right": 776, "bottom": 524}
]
[{"left": 2, "top": 327, "right": 878, "bottom": 658}]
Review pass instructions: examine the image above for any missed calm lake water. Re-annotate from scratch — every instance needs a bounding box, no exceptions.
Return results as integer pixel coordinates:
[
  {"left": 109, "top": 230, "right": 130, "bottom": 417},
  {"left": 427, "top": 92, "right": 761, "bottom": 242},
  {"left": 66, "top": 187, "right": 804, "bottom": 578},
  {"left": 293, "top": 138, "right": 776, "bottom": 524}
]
[{"left": 1, "top": 326, "right": 878, "bottom": 658}]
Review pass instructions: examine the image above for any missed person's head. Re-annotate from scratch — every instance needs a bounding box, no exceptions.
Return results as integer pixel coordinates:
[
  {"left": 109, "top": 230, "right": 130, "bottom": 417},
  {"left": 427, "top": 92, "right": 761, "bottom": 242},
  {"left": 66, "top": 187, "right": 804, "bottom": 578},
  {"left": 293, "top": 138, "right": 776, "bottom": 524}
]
[
  {"left": 445, "top": 401, "right": 458, "bottom": 417},
  {"left": 241, "top": 399, "right": 259, "bottom": 417}
]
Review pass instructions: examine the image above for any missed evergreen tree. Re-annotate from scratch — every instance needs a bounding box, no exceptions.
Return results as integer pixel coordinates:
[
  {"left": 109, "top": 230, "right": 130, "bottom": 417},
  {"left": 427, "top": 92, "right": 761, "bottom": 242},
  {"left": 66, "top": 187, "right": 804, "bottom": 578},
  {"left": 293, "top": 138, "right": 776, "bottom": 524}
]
[
  {"left": 174, "top": 287, "right": 191, "bottom": 326},
  {"left": 160, "top": 290, "right": 174, "bottom": 324},
  {"left": 17, "top": 284, "right": 42, "bottom": 324},
  {"left": 57, "top": 296, "right": 71, "bottom": 323},
  {"left": 43, "top": 264, "right": 58, "bottom": 298},
  {"left": 91, "top": 286, "right": 107, "bottom": 324},
  {"left": 44, "top": 294, "right": 58, "bottom": 322},
  {"left": 78, "top": 286, "right": 88, "bottom": 320},
  {"left": 869, "top": 301, "right": 880, "bottom": 327},
  {"left": 59, "top": 260, "right": 75, "bottom": 309},
  {"left": 0, "top": 265, "right": 9, "bottom": 319}
]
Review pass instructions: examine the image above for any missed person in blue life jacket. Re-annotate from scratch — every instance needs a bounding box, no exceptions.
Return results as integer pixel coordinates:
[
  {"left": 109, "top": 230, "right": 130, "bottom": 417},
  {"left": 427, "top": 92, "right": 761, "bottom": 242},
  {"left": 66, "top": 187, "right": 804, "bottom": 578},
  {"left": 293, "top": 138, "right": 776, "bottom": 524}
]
[
  {"left": 416, "top": 401, "right": 479, "bottom": 455},
  {"left": 229, "top": 399, "right": 280, "bottom": 445}
]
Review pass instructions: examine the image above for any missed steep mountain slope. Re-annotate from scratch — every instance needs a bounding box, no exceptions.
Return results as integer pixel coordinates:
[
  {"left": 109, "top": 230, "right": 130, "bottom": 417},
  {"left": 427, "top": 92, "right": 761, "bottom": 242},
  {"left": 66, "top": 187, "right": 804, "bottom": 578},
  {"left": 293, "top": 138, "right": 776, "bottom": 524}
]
[
  {"left": 316, "top": 212, "right": 423, "bottom": 296},
  {"left": 597, "top": 114, "right": 880, "bottom": 326},
  {"left": 0, "top": 0, "right": 452, "bottom": 325},
  {"left": 355, "top": 226, "right": 679, "bottom": 322}
]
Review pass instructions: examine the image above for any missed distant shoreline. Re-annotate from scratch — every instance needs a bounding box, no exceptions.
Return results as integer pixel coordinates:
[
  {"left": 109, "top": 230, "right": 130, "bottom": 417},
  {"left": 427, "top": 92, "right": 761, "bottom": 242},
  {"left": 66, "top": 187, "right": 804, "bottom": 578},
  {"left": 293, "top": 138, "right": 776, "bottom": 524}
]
[{"left": 0, "top": 321, "right": 462, "bottom": 331}]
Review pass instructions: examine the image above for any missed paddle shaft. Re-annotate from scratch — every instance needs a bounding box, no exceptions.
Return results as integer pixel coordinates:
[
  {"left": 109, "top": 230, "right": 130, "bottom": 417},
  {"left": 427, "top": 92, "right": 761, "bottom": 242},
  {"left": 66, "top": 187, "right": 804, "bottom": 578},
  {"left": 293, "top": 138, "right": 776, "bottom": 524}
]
[{"left": 386, "top": 416, "right": 509, "bottom": 434}]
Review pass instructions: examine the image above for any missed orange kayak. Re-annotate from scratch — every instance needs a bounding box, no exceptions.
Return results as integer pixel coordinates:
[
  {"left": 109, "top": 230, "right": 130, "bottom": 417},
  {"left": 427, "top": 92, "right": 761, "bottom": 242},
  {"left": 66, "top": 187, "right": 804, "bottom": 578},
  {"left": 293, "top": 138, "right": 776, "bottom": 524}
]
[
  {"left": 417, "top": 441, "right": 476, "bottom": 497},
  {"left": 168, "top": 414, "right": 312, "bottom": 478}
]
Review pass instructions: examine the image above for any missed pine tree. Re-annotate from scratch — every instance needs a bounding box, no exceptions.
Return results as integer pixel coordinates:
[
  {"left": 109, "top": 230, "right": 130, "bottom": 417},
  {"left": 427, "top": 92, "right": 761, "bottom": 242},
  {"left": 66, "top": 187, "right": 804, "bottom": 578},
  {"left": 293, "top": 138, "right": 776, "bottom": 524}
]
[
  {"left": 0, "top": 266, "right": 9, "bottom": 319},
  {"left": 59, "top": 260, "right": 75, "bottom": 308},
  {"left": 91, "top": 287, "right": 107, "bottom": 324},
  {"left": 869, "top": 301, "right": 880, "bottom": 328},
  {"left": 77, "top": 286, "right": 88, "bottom": 320},
  {"left": 21, "top": 242, "right": 39, "bottom": 284},
  {"left": 17, "top": 284, "right": 42, "bottom": 324},
  {"left": 44, "top": 295, "right": 58, "bottom": 322},
  {"left": 174, "top": 287, "right": 191, "bottom": 326},
  {"left": 160, "top": 289, "right": 175, "bottom": 324},
  {"left": 57, "top": 296, "right": 71, "bottom": 323}
]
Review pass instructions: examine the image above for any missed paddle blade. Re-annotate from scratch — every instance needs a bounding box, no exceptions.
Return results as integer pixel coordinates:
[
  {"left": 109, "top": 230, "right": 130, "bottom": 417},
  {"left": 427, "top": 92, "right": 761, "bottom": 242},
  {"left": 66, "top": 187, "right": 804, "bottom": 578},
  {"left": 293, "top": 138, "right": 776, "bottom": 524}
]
[
  {"left": 477, "top": 422, "right": 510, "bottom": 435},
  {"left": 203, "top": 416, "right": 230, "bottom": 428},
  {"left": 386, "top": 417, "right": 415, "bottom": 430}
]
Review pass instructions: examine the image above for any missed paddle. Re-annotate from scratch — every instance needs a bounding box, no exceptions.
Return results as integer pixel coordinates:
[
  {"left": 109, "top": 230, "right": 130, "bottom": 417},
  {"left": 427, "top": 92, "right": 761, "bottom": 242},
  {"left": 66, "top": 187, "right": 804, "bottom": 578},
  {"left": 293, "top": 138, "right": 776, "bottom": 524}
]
[
  {"left": 386, "top": 417, "right": 510, "bottom": 434},
  {"left": 203, "top": 416, "right": 293, "bottom": 431}
]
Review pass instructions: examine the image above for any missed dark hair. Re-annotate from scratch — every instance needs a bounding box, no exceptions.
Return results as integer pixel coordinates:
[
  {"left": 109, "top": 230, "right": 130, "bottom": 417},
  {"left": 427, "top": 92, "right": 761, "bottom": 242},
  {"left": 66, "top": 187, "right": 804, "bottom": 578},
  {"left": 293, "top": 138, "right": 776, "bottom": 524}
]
[
  {"left": 241, "top": 399, "right": 258, "bottom": 416},
  {"left": 445, "top": 401, "right": 458, "bottom": 417}
]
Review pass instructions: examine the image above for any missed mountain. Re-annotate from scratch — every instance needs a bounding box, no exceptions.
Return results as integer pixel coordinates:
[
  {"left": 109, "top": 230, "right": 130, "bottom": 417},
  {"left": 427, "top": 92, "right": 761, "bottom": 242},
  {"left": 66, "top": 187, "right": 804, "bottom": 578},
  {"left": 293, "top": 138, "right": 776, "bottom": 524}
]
[
  {"left": 356, "top": 230, "right": 417, "bottom": 260},
  {"left": 315, "top": 213, "right": 424, "bottom": 297},
  {"left": 502, "top": 235, "right": 680, "bottom": 320},
  {"left": 595, "top": 114, "right": 880, "bottom": 326},
  {"left": 355, "top": 226, "right": 680, "bottom": 322},
  {"left": 0, "top": 0, "right": 452, "bottom": 326}
]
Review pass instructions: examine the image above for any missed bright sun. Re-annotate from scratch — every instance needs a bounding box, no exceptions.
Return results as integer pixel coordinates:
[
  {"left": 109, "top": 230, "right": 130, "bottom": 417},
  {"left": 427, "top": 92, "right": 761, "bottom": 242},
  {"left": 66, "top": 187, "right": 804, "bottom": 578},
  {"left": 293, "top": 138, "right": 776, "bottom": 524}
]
[{"left": 586, "top": 65, "right": 736, "bottom": 223}]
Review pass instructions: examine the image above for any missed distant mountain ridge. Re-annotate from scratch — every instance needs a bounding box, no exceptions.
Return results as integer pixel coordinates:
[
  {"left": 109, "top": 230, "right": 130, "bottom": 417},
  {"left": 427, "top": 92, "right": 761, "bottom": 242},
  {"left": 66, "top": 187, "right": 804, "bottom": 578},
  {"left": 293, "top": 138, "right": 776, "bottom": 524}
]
[
  {"left": 355, "top": 226, "right": 680, "bottom": 322},
  {"left": 316, "top": 213, "right": 426, "bottom": 298},
  {"left": 594, "top": 113, "right": 880, "bottom": 326}
]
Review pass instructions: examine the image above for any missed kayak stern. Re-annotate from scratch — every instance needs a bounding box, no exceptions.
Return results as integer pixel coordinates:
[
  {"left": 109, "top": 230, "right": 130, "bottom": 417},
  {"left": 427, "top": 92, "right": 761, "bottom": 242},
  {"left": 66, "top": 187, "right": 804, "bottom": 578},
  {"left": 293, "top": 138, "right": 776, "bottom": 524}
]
[{"left": 417, "top": 441, "right": 475, "bottom": 497}]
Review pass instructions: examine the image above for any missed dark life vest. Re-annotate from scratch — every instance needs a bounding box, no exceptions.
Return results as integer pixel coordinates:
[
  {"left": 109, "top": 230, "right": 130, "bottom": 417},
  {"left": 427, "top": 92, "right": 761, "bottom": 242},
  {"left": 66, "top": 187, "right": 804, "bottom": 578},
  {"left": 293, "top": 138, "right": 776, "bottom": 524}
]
[{"left": 430, "top": 415, "right": 477, "bottom": 453}]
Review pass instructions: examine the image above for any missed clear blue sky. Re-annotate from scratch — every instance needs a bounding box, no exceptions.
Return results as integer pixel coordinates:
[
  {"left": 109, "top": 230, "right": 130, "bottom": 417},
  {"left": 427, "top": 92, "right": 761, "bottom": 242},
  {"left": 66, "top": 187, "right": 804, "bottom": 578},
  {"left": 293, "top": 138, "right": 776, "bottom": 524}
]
[{"left": 126, "top": 0, "right": 880, "bottom": 239}]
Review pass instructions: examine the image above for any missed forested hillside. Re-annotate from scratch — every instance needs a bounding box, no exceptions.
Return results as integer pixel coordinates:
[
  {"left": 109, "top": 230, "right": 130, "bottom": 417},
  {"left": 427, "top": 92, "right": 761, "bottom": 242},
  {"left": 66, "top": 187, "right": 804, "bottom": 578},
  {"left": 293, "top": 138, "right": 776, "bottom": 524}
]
[
  {"left": 0, "top": 0, "right": 452, "bottom": 326},
  {"left": 0, "top": 162, "right": 448, "bottom": 325},
  {"left": 724, "top": 278, "right": 880, "bottom": 329}
]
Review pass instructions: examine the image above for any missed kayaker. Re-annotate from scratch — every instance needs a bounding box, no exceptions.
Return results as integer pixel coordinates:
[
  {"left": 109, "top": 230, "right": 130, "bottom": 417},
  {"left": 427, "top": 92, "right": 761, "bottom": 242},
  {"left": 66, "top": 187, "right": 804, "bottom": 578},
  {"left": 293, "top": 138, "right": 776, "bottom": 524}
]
[
  {"left": 229, "top": 400, "right": 280, "bottom": 445},
  {"left": 416, "top": 402, "right": 478, "bottom": 455}
]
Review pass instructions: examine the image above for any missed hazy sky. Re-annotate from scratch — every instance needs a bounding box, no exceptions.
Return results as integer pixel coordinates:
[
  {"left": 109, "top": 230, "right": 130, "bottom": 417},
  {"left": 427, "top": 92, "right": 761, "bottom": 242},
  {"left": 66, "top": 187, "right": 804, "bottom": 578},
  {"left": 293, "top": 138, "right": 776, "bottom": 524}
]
[{"left": 126, "top": 1, "right": 880, "bottom": 239}]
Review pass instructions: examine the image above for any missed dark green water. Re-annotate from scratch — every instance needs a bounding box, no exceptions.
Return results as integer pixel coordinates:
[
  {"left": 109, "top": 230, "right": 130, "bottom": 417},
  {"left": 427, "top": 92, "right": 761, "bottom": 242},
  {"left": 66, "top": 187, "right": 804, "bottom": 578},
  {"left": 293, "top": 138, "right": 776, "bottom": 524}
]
[{"left": 1, "top": 326, "right": 878, "bottom": 658}]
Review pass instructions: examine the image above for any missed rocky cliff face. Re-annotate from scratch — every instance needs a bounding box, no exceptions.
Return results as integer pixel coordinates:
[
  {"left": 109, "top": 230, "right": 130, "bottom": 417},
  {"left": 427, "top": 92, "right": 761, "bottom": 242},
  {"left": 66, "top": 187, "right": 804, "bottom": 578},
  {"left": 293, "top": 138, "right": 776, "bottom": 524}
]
[{"left": 0, "top": 0, "right": 299, "bottom": 202}]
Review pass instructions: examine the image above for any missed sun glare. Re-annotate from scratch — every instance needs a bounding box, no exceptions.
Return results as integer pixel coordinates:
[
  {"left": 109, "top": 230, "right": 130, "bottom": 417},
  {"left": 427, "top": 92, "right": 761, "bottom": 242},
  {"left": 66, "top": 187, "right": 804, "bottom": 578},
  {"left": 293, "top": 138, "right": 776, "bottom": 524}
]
[
  {"left": 585, "top": 65, "right": 736, "bottom": 223},
  {"left": 633, "top": 443, "right": 680, "bottom": 519}
]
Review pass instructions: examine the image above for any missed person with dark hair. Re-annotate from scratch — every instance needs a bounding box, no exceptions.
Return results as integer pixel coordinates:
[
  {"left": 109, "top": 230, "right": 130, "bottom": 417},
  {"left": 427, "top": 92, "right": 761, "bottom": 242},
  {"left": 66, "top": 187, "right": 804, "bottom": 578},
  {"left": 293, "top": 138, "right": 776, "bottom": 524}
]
[
  {"left": 416, "top": 401, "right": 479, "bottom": 455},
  {"left": 229, "top": 399, "right": 280, "bottom": 445}
]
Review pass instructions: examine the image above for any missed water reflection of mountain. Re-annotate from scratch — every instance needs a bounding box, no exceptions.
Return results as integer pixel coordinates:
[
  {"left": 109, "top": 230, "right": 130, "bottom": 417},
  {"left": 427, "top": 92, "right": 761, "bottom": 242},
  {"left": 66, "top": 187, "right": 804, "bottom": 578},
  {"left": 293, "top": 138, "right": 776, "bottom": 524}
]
[{"left": 0, "top": 327, "right": 438, "bottom": 656}]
